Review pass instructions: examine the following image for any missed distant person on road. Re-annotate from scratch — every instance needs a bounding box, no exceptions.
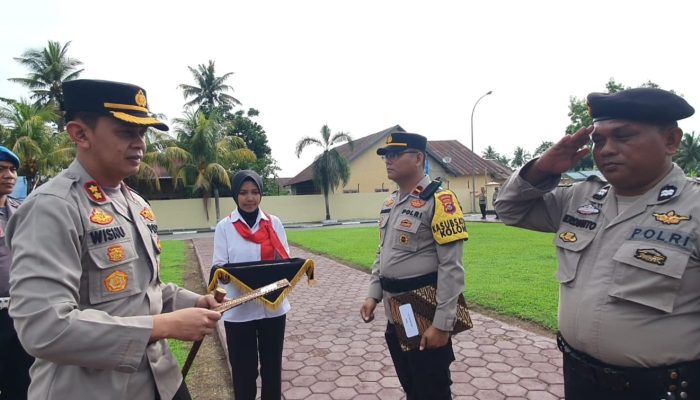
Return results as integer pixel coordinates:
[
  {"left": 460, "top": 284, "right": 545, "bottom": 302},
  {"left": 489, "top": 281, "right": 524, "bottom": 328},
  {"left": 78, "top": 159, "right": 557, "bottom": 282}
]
[
  {"left": 478, "top": 187, "right": 487, "bottom": 219},
  {"left": 212, "top": 169, "right": 291, "bottom": 400}
]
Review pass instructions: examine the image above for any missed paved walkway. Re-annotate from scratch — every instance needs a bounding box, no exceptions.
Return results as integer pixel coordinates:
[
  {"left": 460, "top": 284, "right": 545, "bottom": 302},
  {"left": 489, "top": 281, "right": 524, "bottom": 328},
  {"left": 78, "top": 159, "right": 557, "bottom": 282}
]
[{"left": 193, "top": 239, "right": 564, "bottom": 400}]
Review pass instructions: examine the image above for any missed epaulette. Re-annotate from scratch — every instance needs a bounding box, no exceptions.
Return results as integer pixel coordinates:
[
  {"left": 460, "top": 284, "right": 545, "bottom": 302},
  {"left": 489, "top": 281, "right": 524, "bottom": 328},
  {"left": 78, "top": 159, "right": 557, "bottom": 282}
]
[{"left": 419, "top": 177, "right": 443, "bottom": 200}]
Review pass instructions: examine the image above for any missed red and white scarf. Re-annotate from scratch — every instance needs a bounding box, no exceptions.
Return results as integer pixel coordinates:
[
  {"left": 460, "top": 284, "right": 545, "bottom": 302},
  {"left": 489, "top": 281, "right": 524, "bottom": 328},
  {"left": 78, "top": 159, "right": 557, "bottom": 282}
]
[{"left": 232, "top": 212, "right": 289, "bottom": 261}]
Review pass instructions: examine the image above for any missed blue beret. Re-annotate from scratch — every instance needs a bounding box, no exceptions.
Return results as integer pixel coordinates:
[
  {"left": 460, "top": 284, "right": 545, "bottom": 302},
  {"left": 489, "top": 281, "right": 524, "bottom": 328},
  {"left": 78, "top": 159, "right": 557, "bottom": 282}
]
[
  {"left": 376, "top": 132, "right": 427, "bottom": 155},
  {"left": 0, "top": 146, "right": 19, "bottom": 168},
  {"left": 587, "top": 87, "right": 694, "bottom": 123},
  {"left": 62, "top": 79, "right": 169, "bottom": 131}
]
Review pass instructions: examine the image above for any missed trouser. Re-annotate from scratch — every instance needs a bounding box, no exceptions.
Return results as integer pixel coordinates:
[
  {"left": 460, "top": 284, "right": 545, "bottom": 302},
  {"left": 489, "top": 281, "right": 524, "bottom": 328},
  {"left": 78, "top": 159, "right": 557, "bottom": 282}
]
[
  {"left": 479, "top": 203, "right": 487, "bottom": 218},
  {"left": 0, "top": 309, "right": 34, "bottom": 400},
  {"left": 224, "top": 315, "right": 286, "bottom": 400},
  {"left": 559, "top": 333, "right": 699, "bottom": 400},
  {"left": 385, "top": 323, "right": 454, "bottom": 400}
]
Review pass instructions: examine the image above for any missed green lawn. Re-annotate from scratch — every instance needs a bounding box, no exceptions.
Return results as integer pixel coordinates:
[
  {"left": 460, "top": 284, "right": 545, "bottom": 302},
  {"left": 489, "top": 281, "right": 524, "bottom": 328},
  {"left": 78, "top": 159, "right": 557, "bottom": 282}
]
[
  {"left": 159, "top": 240, "right": 189, "bottom": 367},
  {"left": 287, "top": 223, "right": 560, "bottom": 330}
]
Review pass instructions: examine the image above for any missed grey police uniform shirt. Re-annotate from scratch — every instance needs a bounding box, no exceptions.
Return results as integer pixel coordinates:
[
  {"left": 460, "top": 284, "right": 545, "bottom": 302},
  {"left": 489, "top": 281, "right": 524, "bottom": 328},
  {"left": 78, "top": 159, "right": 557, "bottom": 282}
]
[
  {"left": 0, "top": 198, "right": 20, "bottom": 297},
  {"left": 367, "top": 175, "right": 465, "bottom": 331},
  {"left": 495, "top": 162, "right": 700, "bottom": 368},
  {"left": 7, "top": 160, "right": 201, "bottom": 400}
]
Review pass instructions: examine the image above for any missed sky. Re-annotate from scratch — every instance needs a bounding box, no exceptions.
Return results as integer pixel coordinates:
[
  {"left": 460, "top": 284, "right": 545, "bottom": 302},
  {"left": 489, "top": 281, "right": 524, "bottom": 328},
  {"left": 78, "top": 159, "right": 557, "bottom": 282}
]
[{"left": 1, "top": 0, "right": 698, "bottom": 177}]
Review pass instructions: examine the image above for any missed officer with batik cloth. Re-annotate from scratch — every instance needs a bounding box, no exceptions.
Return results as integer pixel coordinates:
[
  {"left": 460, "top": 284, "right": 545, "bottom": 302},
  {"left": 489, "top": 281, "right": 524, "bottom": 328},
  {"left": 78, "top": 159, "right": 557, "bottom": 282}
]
[
  {"left": 496, "top": 87, "right": 700, "bottom": 400},
  {"left": 7, "top": 79, "right": 222, "bottom": 400},
  {"left": 360, "top": 132, "right": 467, "bottom": 400}
]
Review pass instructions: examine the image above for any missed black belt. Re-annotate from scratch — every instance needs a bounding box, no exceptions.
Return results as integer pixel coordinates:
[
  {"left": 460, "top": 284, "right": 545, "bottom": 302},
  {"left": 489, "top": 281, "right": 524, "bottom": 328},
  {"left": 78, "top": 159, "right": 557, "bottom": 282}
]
[
  {"left": 557, "top": 333, "right": 698, "bottom": 399},
  {"left": 379, "top": 272, "right": 437, "bottom": 293}
]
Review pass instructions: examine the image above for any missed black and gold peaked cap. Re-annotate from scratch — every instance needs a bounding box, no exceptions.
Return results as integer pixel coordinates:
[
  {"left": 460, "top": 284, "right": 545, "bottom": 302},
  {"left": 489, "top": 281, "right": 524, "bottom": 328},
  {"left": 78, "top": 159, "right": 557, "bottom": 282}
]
[
  {"left": 376, "top": 132, "right": 427, "bottom": 155},
  {"left": 62, "top": 79, "right": 169, "bottom": 131}
]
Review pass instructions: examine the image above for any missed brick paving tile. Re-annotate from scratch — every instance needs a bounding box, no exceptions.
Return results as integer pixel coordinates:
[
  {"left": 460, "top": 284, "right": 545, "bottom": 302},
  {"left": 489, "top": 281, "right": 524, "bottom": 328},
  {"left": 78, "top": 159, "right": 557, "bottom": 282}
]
[{"left": 192, "top": 239, "right": 564, "bottom": 399}]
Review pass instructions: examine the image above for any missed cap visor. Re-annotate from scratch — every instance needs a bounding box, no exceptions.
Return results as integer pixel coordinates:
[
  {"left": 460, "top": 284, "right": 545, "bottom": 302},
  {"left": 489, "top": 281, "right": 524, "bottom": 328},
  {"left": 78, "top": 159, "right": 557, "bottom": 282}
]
[{"left": 110, "top": 111, "right": 169, "bottom": 131}]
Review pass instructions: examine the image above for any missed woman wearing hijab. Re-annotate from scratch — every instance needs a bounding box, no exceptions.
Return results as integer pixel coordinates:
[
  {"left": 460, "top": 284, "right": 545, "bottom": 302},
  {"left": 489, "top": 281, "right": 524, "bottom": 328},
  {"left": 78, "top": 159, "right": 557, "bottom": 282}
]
[{"left": 212, "top": 170, "right": 290, "bottom": 400}]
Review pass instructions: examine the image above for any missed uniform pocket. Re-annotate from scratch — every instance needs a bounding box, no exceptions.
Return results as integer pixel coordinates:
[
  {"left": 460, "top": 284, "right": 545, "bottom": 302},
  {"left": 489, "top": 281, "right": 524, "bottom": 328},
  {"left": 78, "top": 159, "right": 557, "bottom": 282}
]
[
  {"left": 609, "top": 241, "right": 690, "bottom": 312},
  {"left": 391, "top": 216, "right": 421, "bottom": 252},
  {"left": 553, "top": 229, "right": 596, "bottom": 284},
  {"left": 87, "top": 239, "right": 140, "bottom": 304}
]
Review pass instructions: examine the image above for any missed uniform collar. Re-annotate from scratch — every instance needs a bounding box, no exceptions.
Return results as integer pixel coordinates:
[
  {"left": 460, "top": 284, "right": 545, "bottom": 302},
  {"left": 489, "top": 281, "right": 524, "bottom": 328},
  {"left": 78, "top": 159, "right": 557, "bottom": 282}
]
[
  {"left": 66, "top": 160, "right": 114, "bottom": 205},
  {"left": 230, "top": 208, "right": 269, "bottom": 222}
]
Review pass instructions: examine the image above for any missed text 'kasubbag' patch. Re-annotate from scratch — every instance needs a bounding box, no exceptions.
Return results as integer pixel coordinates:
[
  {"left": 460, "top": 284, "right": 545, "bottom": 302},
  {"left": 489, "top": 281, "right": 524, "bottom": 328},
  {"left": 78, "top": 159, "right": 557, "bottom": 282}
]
[{"left": 431, "top": 190, "right": 468, "bottom": 245}]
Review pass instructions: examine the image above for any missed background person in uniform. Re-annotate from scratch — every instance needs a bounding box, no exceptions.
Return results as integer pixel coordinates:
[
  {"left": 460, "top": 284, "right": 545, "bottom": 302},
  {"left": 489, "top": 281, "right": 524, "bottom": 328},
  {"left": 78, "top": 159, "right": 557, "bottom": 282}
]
[
  {"left": 0, "top": 146, "right": 33, "bottom": 400},
  {"left": 492, "top": 186, "right": 499, "bottom": 219},
  {"left": 212, "top": 169, "right": 290, "bottom": 400},
  {"left": 495, "top": 87, "right": 699, "bottom": 400},
  {"left": 478, "top": 187, "right": 487, "bottom": 219},
  {"left": 360, "top": 132, "right": 467, "bottom": 400},
  {"left": 7, "top": 79, "right": 223, "bottom": 400}
]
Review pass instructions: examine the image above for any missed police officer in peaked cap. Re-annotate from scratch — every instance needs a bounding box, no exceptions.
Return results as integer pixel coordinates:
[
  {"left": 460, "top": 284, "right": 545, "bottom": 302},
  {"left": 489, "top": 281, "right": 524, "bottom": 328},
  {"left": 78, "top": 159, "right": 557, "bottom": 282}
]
[{"left": 496, "top": 87, "right": 700, "bottom": 399}]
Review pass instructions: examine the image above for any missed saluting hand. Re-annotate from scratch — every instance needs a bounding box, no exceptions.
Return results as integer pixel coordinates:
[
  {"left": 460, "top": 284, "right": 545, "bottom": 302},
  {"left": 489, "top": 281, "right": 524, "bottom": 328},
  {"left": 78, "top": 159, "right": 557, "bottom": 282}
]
[
  {"left": 360, "top": 298, "right": 377, "bottom": 323},
  {"left": 524, "top": 126, "right": 593, "bottom": 185},
  {"left": 419, "top": 325, "right": 450, "bottom": 351}
]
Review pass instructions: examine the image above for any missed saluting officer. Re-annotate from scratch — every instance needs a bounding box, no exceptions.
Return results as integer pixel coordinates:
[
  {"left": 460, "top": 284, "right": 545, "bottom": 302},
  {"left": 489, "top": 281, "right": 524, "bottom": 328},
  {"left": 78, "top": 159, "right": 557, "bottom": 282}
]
[
  {"left": 7, "top": 79, "right": 222, "bottom": 400},
  {"left": 360, "top": 132, "right": 467, "bottom": 400},
  {"left": 0, "top": 146, "right": 33, "bottom": 400},
  {"left": 495, "top": 87, "right": 699, "bottom": 400}
]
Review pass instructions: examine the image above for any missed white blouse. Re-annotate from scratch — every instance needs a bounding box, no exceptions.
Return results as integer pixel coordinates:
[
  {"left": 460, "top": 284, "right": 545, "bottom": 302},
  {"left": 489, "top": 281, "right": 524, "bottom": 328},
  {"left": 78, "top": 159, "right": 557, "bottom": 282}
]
[{"left": 211, "top": 208, "right": 291, "bottom": 322}]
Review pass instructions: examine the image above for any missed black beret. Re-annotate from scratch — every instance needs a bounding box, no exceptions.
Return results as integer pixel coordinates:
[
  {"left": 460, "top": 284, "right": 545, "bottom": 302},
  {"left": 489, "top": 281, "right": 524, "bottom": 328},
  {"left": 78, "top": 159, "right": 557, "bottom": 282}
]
[
  {"left": 376, "top": 132, "right": 427, "bottom": 155},
  {"left": 62, "top": 79, "right": 169, "bottom": 131},
  {"left": 587, "top": 87, "right": 694, "bottom": 123}
]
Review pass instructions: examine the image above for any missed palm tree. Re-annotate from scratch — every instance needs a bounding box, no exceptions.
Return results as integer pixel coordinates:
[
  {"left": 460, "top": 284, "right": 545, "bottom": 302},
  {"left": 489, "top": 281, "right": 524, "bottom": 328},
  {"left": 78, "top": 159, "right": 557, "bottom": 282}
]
[
  {"left": 164, "top": 110, "right": 255, "bottom": 221},
  {"left": 0, "top": 99, "right": 73, "bottom": 191},
  {"left": 674, "top": 132, "right": 700, "bottom": 176},
  {"left": 533, "top": 141, "right": 554, "bottom": 158},
  {"left": 177, "top": 60, "right": 241, "bottom": 116},
  {"left": 482, "top": 146, "right": 498, "bottom": 159},
  {"left": 295, "top": 125, "right": 353, "bottom": 221},
  {"left": 511, "top": 146, "right": 531, "bottom": 168},
  {"left": 9, "top": 40, "right": 84, "bottom": 131}
]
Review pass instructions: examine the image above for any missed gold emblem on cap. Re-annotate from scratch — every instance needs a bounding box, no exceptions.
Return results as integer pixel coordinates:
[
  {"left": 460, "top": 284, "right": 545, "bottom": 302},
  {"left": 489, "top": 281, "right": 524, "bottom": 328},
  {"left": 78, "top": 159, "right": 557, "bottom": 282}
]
[
  {"left": 104, "top": 270, "right": 128, "bottom": 293},
  {"left": 386, "top": 135, "right": 393, "bottom": 144},
  {"left": 586, "top": 102, "right": 593, "bottom": 117},
  {"left": 135, "top": 90, "right": 148, "bottom": 108}
]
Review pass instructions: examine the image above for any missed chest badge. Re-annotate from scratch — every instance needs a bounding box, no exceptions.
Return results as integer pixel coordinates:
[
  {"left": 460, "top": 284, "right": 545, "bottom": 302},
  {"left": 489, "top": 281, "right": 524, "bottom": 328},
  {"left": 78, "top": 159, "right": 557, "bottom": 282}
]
[
  {"left": 653, "top": 210, "right": 691, "bottom": 225},
  {"left": 399, "top": 234, "right": 410, "bottom": 245},
  {"left": 411, "top": 199, "right": 426, "bottom": 208},
  {"left": 383, "top": 198, "right": 395, "bottom": 207},
  {"left": 634, "top": 248, "right": 666, "bottom": 266},
  {"left": 84, "top": 181, "right": 107, "bottom": 203},
  {"left": 89, "top": 209, "right": 114, "bottom": 225},
  {"left": 107, "top": 244, "right": 126, "bottom": 263},
  {"left": 657, "top": 185, "right": 677, "bottom": 201},
  {"left": 577, "top": 204, "right": 600, "bottom": 215},
  {"left": 103, "top": 270, "right": 128, "bottom": 293},
  {"left": 400, "top": 219, "right": 413, "bottom": 228},
  {"left": 559, "top": 231, "right": 577, "bottom": 243},
  {"left": 140, "top": 207, "right": 155, "bottom": 221}
]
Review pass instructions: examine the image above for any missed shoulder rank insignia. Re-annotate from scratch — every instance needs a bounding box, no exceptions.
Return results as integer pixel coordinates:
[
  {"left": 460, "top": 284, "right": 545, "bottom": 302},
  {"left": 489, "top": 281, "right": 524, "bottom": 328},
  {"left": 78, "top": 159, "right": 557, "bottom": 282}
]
[
  {"left": 657, "top": 185, "right": 677, "bottom": 201},
  {"left": 559, "top": 231, "right": 577, "bottom": 242},
  {"left": 107, "top": 244, "right": 126, "bottom": 262},
  {"left": 411, "top": 185, "right": 424, "bottom": 196},
  {"left": 431, "top": 190, "right": 468, "bottom": 245},
  {"left": 634, "top": 248, "right": 666, "bottom": 266},
  {"left": 103, "top": 270, "right": 128, "bottom": 293},
  {"left": 89, "top": 209, "right": 114, "bottom": 225},
  {"left": 140, "top": 207, "right": 155, "bottom": 222},
  {"left": 84, "top": 181, "right": 107, "bottom": 203},
  {"left": 592, "top": 185, "right": 610, "bottom": 200},
  {"left": 653, "top": 210, "right": 691, "bottom": 225},
  {"left": 411, "top": 199, "right": 426, "bottom": 208},
  {"left": 383, "top": 197, "right": 395, "bottom": 207}
]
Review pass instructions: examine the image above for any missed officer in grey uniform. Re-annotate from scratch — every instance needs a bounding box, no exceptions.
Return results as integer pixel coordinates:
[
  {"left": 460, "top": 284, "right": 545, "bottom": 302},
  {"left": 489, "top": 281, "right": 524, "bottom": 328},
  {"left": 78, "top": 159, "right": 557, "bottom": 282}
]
[
  {"left": 495, "top": 87, "right": 699, "bottom": 400},
  {"left": 0, "top": 146, "right": 33, "bottom": 400},
  {"left": 360, "top": 132, "right": 467, "bottom": 400},
  {"left": 7, "top": 79, "right": 222, "bottom": 400}
]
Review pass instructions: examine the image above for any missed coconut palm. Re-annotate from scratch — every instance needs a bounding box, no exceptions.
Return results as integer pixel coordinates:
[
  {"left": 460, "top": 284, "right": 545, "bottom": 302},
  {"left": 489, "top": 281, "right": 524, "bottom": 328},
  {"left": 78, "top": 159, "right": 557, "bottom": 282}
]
[
  {"left": 0, "top": 98, "right": 73, "bottom": 191},
  {"left": 165, "top": 110, "right": 255, "bottom": 220},
  {"left": 674, "top": 132, "right": 700, "bottom": 175},
  {"left": 178, "top": 60, "right": 241, "bottom": 116},
  {"left": 295, "top": 125, "right": 353, "bottom": 221},
  {"left": 481, "top": 146, "right": 498, "bottom": 159},
  {"left": 9, "top": 40, "right": 83, "bottom": 130}
]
